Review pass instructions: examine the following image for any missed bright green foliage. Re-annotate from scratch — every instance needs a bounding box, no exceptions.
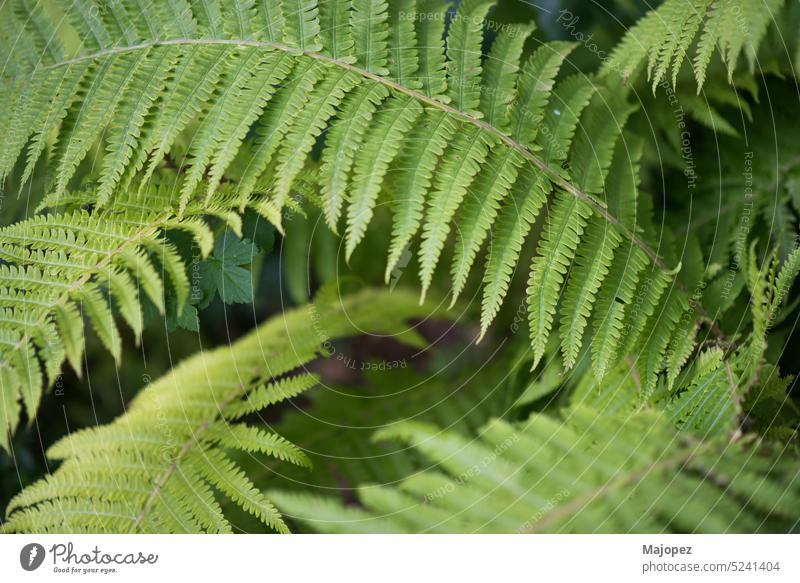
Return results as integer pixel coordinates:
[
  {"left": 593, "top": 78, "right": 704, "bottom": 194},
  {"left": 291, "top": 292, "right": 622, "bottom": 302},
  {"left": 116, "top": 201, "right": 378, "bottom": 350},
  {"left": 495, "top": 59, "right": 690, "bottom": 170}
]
[
  {"left": 195, "top": 234, "right": 259, "bottom": 306},
  {"left": 271, "top": 407, "right": 800, "bottom": 533},
  {"left": 1, "top": 288, "right": 438, "bottom": 533},
  {"left": 666, "top": 347, "right": 738, "bottom": 437},
  {"left": 1, "top": 0, "right": 800, "bottom": 537},
  {"left": 0, "top": 183, "right": 289, "bottom": 449},
  {"left": 603, "top": 0, "right": 787, "bottom": 90},
  {"left": 0, "top": 0, "right": 696, "bottom": 386},
  {"left": 741, "top": 244, "right": 800, "bottom": 378}
]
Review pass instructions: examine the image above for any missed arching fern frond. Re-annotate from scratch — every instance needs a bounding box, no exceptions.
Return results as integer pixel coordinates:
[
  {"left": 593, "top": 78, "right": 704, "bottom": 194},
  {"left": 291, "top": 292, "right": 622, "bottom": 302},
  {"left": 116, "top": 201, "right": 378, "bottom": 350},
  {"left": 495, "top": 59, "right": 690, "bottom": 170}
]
[
  {"left": 570, "top": 244, "right": 800, "bottom": 442},
  {"left": 1, "top": 287, "right": 439, "bottom": 533},
  {"left": 271, "top": 407, "right": 800, "bottom": 533},
  {"left": 602, "top": 0, "right": 786, "bottom": 91},
  {"left": 0, "top": 183, "right": 286, "bottom": 450},
  {"left": 0, "top": 0, "right": 700, "bottom": 397}
]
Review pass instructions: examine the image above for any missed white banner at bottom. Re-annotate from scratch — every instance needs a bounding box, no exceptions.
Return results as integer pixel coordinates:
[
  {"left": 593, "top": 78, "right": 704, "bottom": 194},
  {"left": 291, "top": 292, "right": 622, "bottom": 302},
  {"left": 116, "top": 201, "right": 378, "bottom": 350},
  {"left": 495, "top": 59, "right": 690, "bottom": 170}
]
[{"left": 0, "top": 534, "right": 795, "bottom": 582}]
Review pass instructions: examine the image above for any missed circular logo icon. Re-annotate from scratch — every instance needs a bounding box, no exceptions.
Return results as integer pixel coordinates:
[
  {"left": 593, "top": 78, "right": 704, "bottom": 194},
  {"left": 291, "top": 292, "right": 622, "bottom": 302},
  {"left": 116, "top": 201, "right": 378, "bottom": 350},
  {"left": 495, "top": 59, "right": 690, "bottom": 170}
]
[{"left": 20, "top": 543, "right": 46, "bottom": 571}]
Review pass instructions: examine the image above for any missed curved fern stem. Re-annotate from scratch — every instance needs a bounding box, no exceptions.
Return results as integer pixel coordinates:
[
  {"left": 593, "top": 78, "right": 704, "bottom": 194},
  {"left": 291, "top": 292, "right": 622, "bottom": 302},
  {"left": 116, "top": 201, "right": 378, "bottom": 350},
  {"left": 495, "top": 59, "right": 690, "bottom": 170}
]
[{"left": 18, "top": 36, "right": 668, "bottom": 271}]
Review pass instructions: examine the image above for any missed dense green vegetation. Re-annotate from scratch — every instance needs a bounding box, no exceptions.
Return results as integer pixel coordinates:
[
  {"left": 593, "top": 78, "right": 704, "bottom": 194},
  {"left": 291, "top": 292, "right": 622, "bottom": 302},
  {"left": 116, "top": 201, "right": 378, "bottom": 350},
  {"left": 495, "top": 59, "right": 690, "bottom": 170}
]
[{"left": 0, "top": 0, "right": 798, "bottom": 533}]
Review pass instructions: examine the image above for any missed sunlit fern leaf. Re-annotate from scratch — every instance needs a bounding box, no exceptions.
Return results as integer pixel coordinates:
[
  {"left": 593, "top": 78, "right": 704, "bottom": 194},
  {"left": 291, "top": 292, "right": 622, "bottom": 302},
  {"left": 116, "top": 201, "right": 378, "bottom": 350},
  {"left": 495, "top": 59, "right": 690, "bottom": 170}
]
[
  {"left": 635, "top": 288, "right": 690, "bottom": 399},
  {"left": 319, "top": 0, "right": 354, "bottom": 60},
  {"left": 0, "top": 0, "right": 696, "bottom": 395},
  {"left": 52, "top": 52, "right": 146, "bottom": 198},
  {"left": 320, "top": 83, "right": 390, "bottom": 231},
  {"left": 179, "top": 48, "right": 267, "bottom": 209},
  {"left": 1, "top": 287, "right": 440, "bottom": 533},
  {"left": 345, "top": 95, "right": 422, "bottom": 258},
  {"left": 384, "top": 111, "right": 457, "bottom": 282},
  {"left": 96, "top": 47, "right": 181, "bottom": 205},
  {"left": 352, "top": 0, "right": 390, "bottom": 74},
  {"left": 203, "top": 51, "right": 297, "bottom": 199},
  {"left": 449, "top": 147, "right": 524, "bottom": 305},
  {"left": 387, "top": 0, "right": 419, "bottom": 88},
  {"left": 418, "top": 126, "right": 494, "bottom": 299},
  {"left": 189, "top": 0, "right": 221, "bottom": 37},
  {"left": 527, "top": 193, "right": 594, "bottom": 368},
  {"left": 509, "top": 41, "right": 577, "bottom": 148},
  {"left": 129, "top": 45, "right": 233, "bottom": 193},
  {"left": 569, "top": 90, "right": 638, "bottom": 197},
  {"left": 445, "top": 0, "right": 494, "bottom": 115},
  {"left": 235, "top": 58, "right": 323, "bottom": 208},
  {"left": 0, "top": 182, "right": 314, "bottom": 450},
  {"left": 478, "top": 22, "right": 535, "bottom": 131},
  {"left": 225, "top": 0, "right": 258, "bottom": 38},
  {"left": 11, "top": 0, "right": 63, "bottom": 64},
  {"left": 270, "top": 407, "right": 800, "bottom": 533},
  {"left": 415, "top": 0, "right": 448, "bottom": 98},
  {"left": 480, "top": 166, "right": 548, "bottom": 337},
  {"left": 590, "top": 244, "right": 649, "bottom": 380},
  {"left": 666, "top": 347, "right": 739, "bottom": 438},
  {"left": 269, "top": 69, "right": 362, "bottom": 230},
  {"left": 602, "top": 0, "right": 786, "bottom": 91},
  {"left": 558, "top": 219, "right": 621, "bottom": 370}
]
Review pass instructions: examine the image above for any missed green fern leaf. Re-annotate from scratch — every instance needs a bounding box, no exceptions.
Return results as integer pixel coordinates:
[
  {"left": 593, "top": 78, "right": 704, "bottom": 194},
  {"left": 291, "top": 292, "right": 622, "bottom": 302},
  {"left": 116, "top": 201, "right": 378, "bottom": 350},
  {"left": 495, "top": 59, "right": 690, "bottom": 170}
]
[
  {"left": 2, "top": 287, "right": 439, "bottom": 532},
  {"left": 527, "top": 193, "right": 593, "bottom": 367}
]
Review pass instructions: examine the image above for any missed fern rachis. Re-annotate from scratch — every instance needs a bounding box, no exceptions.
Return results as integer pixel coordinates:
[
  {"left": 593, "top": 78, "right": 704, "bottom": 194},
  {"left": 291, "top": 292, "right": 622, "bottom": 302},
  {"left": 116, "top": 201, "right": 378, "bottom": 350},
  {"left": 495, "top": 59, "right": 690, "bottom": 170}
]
[
  {"left": 0, "top": 287, "right": 439, "bottom": 533},
  {"left": 0, "top": 0, "right": 713, "bottom": 399}
]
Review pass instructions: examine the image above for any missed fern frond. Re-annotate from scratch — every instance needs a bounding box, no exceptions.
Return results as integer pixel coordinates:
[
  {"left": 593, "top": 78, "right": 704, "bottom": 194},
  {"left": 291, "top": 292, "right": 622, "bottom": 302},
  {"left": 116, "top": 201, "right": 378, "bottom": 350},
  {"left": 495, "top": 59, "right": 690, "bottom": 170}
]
[
  {"left": 0, "top": 182, "right": 318, "bottom": 449},
  {"left": 558, "top": 219, "right": 621, "bottom": 369},
  {"left": 602, "top": 0, "right": 787, "bottom": 91},
  {"left": 2, "top": 287, "right": 438, "bottom": 533},
  {"left": 527, "top": 193, "right": 593, "bottom": 368},
  {"left": 271, "top": 407, "right": 800, "bottom": 533},
  {"left": 0, "top": 0, "right": 699, "bottom": 391},
  {"left": 667, "top": 348, "right": 738, "bottom": 437}
]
